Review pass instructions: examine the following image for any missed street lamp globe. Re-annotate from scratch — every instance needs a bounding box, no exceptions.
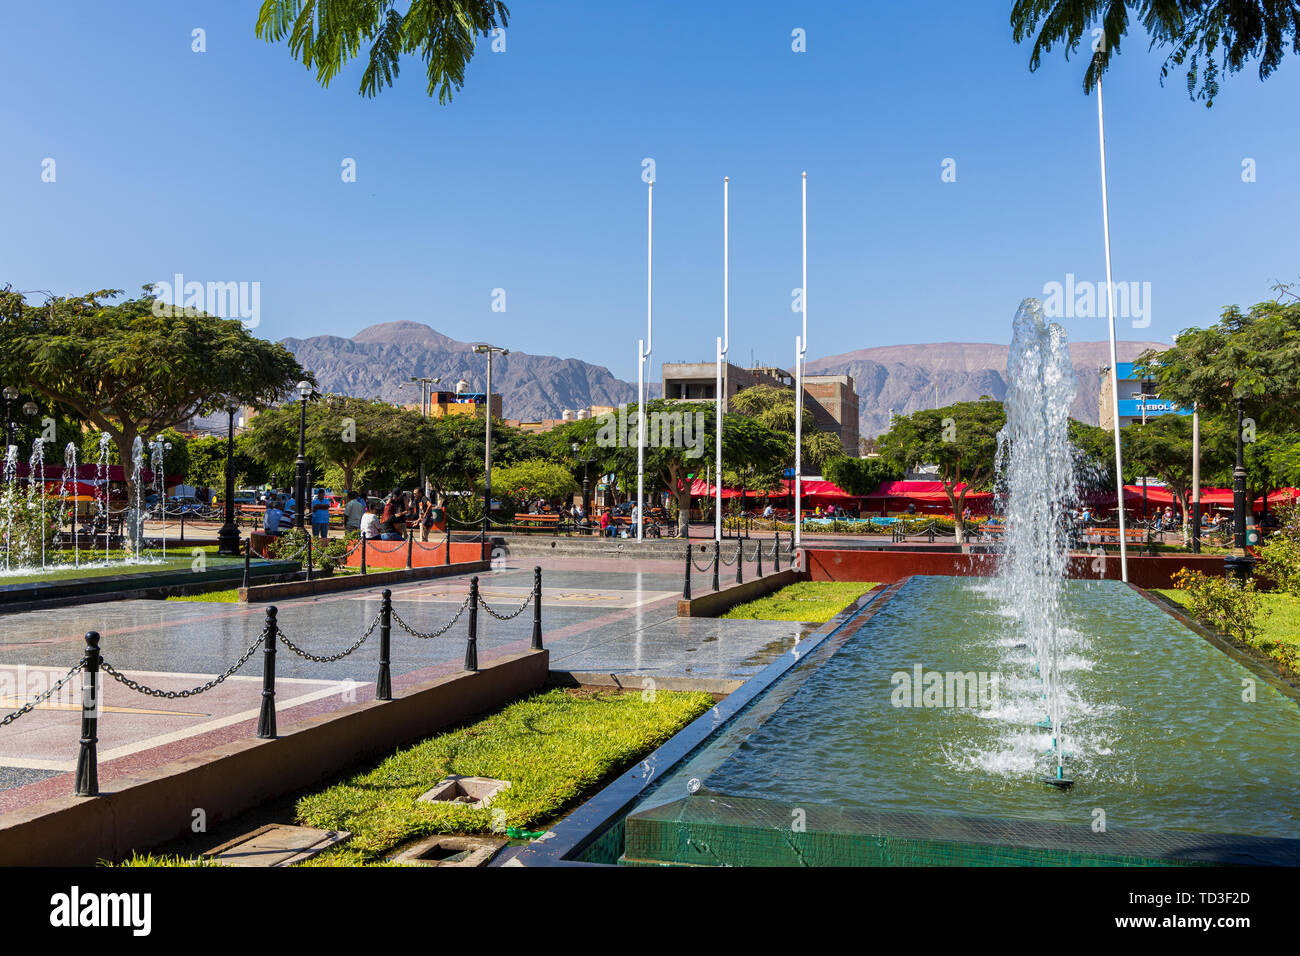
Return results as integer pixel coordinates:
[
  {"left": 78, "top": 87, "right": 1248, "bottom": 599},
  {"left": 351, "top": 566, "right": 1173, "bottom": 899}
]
[
  {"left": 2, "top": 387, "right": 17, "bottom": 401},
  {"left": 22, "top": 402, "right": 37, "bottom": 416},
  {"left": 297, "top": 380, "right": 313, "bottom": 400}
]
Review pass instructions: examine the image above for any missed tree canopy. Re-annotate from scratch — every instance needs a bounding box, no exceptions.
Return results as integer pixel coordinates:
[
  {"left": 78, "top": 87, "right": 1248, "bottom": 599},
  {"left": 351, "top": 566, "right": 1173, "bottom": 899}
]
[
  {"left": 877, "top": 400, "right": 1007, "bottom": 542},
  {"left": 0, "top": 286, "right": 306, "bottom": 497},
  {"left": 1135, "top": 299, "right": 1300, "bottom": 430},
  {"left": 1011, "top": 1, "right": 1300, "bottom": 105},
  {"left": 256, "top": 0, "right": 510, "bottom": 101},
  {"left": 244, "top": 393, "right": 426, "bottom": 494}
]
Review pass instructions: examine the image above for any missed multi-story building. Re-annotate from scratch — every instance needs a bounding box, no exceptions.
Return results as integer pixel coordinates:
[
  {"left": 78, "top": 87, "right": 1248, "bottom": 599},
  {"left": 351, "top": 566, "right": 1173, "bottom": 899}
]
[
  {"left": 661, "top": 361, "right": 859, "bottom": 455},
  {"left": 1098, "top": 362, "right": 1191, "bottom": 429}
]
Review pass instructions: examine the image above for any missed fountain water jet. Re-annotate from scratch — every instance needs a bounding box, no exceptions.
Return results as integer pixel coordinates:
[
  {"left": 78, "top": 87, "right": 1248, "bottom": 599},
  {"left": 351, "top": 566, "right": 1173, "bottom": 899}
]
[{"left": 995, "top": 298, "right": 1080, "bottom": 789}]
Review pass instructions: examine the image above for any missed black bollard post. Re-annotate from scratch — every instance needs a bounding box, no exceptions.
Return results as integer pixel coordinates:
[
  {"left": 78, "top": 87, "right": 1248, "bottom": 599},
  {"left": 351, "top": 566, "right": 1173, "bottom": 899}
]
[
  {"left": 376, "top": 589, "right": 392, "bottom": 700},
  {"left": 305, "top": 531, "right": 313, "bottom": 582},
  {"left": 406, "top": 526, "right": 413, "bottom": 569},
  {"left": 444, "top": 521, "right": 452, "bottom": 565},
  {"left": 773, "top": 531, "right": 781, "bottom": 572},
  {"left": 736, "top": 543, "right": 743, "bottom": 585},
  {"left": 465, "top": 577, "right": 479, "bottom": 672},
  {"left": 531, "top": 566, "right": 543, "bottom": 650},
  {"left": 682, "top": 543, "right": 692, "bottom": 599},
  {"left": 73, "top": 631, "right": 101, "bottom": 797},
  {"left": 712, "top": 540, "right": 720, "bottom": 592},
  {"left": 257, "top": 607, "right": 278, "bottom": 739},
  {"left": 242, "top": 536, "right": 251, "bottom": 590},
  {"left": 756, "top": 535, "right": 763, "bottom": 576},
  {"left": 360, "top": 534, "right": 367, "bottom": 575}
]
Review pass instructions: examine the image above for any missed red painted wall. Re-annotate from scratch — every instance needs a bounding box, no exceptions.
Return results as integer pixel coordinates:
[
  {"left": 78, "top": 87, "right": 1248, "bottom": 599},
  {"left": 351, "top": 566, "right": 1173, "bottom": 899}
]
[
  {"left": 805, "top": 548, "right": 1230, "bottom": 590},
  {"left": 346, "top": 540, "right": 486, "bottom": 569}
]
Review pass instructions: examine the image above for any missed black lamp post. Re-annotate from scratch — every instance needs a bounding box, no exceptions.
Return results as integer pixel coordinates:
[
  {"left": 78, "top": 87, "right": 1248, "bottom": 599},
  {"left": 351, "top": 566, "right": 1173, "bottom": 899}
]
[
  {"left": 1224, "top": 394, "right": 1254, "bottom": 582},
  {"left": 217, "top": 405, "right": 240, "bottom": 555},
  {"left": 294, "top": 380, "right": 313, "bottom": 530}
]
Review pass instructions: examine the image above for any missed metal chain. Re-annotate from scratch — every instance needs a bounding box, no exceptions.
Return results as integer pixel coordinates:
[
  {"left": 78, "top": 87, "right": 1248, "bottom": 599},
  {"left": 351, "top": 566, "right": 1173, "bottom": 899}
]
[
  {"left": 277, "top": 608, "right": 381, "bottom": 662},
  {"left": 478, "top": 589, "right": 532, "bottom": 621},
  {"left": 691, "top": 551, "right": 716, "bottom": 572},
  {"left": 390, "top": 594, "right": 471, "bottom": 639},
  {"left": 0, "top": 661, "right": 85, "bottom": 727},
  {"left": 101, "top": 627, "right": 267, "bottom": 698},
  {"left": 361, "top": 539, "right": 408, "bottom": 553}
]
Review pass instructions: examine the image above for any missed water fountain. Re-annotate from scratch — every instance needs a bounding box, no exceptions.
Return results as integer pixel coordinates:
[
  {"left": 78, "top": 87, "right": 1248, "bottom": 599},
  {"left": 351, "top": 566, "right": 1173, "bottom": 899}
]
[
  {"left": 540, "top": 297, "right": 1300, "bottom": 867},
  {"left": 995, "top": 298, "right": 1079, "bottom": 788},
  {"left": 28, "top": 438, "right": 46, "bottom": 571},
  {"left": 62, "top": 441, "right": 79, "bottom": 567}
]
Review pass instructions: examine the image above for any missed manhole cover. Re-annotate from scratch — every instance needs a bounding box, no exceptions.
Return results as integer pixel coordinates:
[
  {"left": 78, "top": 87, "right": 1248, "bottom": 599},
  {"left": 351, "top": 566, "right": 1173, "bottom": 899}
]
[
  {"left": 417, "top": 774, "right": 511, "bottom": 808},
  {"left": 392, "top": 834, "right": 507, "bottom": 867},
  {"left": 203, "top": 824, "right": 350, "bottom": 867}
]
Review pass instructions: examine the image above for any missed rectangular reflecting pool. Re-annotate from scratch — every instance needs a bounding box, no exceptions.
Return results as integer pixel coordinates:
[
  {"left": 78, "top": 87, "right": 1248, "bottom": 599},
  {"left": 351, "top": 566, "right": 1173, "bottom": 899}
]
[{"left": 565, "top": 576, "right": 1300, "bottom": 866}]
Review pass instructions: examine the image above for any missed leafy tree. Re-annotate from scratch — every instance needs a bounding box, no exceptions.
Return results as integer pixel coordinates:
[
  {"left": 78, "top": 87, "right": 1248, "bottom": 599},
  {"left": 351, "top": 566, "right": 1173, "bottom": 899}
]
[
  {"left": 420, "top": 413, "right": 548, "bottom": 499},
  {"left": 188, "top": 434, "right": 266, "bottom": 496},
  {"left": 822, "top": 455, "right": 905, "bottom": 497},
  {"left": 256, "top": 0, "right": 509, "bottom": 101},
  {"left": 559, "top": 401, "right": 788, "bottom": 534},
  {"left": 729, "top": 383, "right": 847, "bottom": 475},
  {"left": 1011, "top": 1, "right": 1300, "bottom": 105},
  {"left": 244, "top": 394, "right": 425, "bottom": 494},
  {"left": 0, "top": 287, "right": 304, "bottom": 504},
  {"left": 1136, "top": 300, "right": 1300, "bottom": 431},
  {"left": 489, "top": 459, "right": 578, "bottom": 509},
  {"left": 877, "top": 400, "right": 1007, "bottom": 543},
  {"left": 1123, "top": 413, "right": 1234, "bottom": 528}
]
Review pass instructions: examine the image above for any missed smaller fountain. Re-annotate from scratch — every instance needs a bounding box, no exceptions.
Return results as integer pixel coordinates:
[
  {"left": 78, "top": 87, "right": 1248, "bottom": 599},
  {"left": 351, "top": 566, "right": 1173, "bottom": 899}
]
[
  {"left": 62, "top": 442, "right": 80, "bottom": 567},
  {"left": 28, "top": 438, "right": 46, "bottom": 571},
  {"left": 3, "top": 445, "right": 17, "bottom": 571},
  {"left": 95, "top": 432, "right": 113, "bottom": 564}
]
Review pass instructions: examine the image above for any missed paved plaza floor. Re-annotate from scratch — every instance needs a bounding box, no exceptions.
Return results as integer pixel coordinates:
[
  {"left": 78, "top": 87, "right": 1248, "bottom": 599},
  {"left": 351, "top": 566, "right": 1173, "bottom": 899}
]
[{"left": 0, "top": 554, "right": 814, "bottom": 811}]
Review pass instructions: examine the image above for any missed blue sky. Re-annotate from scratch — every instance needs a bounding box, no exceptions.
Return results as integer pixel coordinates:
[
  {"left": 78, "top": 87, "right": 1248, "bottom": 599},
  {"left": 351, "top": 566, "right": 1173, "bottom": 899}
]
[{"left": 3, "top": 1, "right": 1297, "bottom": 382}]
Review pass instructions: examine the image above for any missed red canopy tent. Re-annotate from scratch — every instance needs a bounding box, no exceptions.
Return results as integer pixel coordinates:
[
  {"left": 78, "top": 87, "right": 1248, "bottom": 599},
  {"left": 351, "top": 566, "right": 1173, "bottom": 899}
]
[{"left": 861, "top": 480, "right": 994, "bottom": 516}]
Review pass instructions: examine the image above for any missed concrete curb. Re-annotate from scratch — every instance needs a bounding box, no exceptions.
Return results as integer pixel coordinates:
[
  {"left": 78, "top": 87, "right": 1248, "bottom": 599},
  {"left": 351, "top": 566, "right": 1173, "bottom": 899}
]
[
  {"left": 239, "top": 559, "right": 491, "bottom": 603},
  {"left": 676, "top": 569, "right": 803, "bottom": 617}
]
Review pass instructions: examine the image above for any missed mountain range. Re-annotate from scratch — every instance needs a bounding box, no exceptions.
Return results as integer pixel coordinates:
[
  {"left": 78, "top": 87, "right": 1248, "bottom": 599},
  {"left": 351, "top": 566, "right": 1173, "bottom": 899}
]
[
  {"left": 805, "top": 340, "right": 1168, "bottom": 437},
  {"left": 281, "top": 322, "right": 1165, "bottom": 437}
]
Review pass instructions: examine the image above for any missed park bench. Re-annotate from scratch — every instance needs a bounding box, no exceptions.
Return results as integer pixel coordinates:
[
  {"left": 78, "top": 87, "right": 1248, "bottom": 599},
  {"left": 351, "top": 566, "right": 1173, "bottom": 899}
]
[{"left": 1082, "top": 526, "right": 1153, "bottom": 555}]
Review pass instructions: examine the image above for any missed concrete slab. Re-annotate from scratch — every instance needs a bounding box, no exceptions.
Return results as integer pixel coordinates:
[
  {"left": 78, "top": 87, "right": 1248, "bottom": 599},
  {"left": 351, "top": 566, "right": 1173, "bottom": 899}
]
[{"left": 205, "top": 824, "right": 350, "bottom": 867}]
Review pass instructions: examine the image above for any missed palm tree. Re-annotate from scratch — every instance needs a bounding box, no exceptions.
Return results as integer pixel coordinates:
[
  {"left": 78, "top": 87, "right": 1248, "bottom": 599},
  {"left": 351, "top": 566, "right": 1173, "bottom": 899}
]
[
  {"left": 256, "top": 0, "right": 509, "bottom": 101},
  {"left": 1010, "top": 1, "right": 1300, "bottom": 105}
]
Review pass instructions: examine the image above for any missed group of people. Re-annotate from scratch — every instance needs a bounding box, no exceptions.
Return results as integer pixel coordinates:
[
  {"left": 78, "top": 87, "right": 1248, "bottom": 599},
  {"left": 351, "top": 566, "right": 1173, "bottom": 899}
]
[
  {"left": 351, "top": 488, "right": 442, "bottom": 542},
  {"left": 261, "top": 489, "right": 338, "bottom": 539}
]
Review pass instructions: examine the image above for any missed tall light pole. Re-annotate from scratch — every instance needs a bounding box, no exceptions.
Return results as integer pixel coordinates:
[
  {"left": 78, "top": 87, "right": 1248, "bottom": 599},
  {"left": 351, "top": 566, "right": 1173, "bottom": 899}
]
[
  {"left": 1191, "top": 402, "right": 1201, "bottom": 553},
  {"left": 1225, "top": 394, "right": 1253, "bottom": 582},
  {"left": 1097, "top": 76, "right": 1129, "bottom": 583},
  {"left": 294, "top": 380, "right": 313, "bottom": 529},
  {"left": 715, "top": 176, "right": 729, "bottom": 543},
  {"left": 217, "top": 404, "right": 241, "bottom": 555},
  {"left": 404, "top": 376, "right": 440, "bottom": 494},
  {"left": 794, "top": 172, "right": 807, "bottom": 553},
  {"left": 637, "top": 179, "right": 653, "bottom": 541},
  {"left": 473, "top": 345, "right": 507, "bottom": 540}
]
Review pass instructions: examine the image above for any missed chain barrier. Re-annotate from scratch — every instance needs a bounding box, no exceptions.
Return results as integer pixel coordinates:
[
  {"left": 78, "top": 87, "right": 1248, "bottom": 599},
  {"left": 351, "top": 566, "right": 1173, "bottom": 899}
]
[
  {"left": 277, "top": 608, "right": 382, "bottom": 662},
  {"left": 361, "top": 539, "right": 408, "bottom": 553},
  {"left": 0, "top": 661, "right": 85, "bottom": 727},
  {"left": 691, "top": 550, "right": 716, "bottom": 572},
  {"left": 391, "top": 593, "right": 472, "bottom": 639},
  {"left": 478, "top": 588, "right": 533, "bottom": 621},
  {"left": 101, "top": 627, "right": 267, "bottom": 699}
]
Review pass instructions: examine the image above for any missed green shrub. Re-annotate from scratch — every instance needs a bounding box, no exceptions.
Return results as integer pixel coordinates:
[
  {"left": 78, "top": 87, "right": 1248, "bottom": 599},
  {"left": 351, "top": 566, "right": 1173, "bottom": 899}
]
[
  {"left": 1172, "top": 568, "right": 1269, "bottom": 643},
  {"left": 1257, "top": 505, "right": 1300, "bottom": 598},
  {"left": 268, "top": 527, "right": 356, "bottom": 572}
]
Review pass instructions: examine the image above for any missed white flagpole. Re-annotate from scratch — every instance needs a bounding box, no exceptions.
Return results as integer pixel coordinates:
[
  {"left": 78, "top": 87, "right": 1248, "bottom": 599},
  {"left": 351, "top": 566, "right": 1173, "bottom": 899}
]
[
  {"left": 638, "top": 180, "right": 652, "bottom": 542},
  {"left": 716, "top": 177, "right": 729, "bottom": 542},
  {"left": 1097, "top": 77, "right": 1128, "bottom": 582},
  {"left": 794, "top": 173, "right": 807, "bottom": 553}
]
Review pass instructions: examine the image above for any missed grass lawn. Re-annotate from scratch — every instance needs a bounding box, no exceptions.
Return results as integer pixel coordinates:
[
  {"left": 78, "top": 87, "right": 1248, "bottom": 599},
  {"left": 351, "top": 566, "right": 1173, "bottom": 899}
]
[
  {"left": 0, "top": 548, "right": 242, "bottom": 586},
  {"left": 1156, "top": 588, "right": 1300, "bottom": 672},
  {"left": 165, "top": 588, "right": 241, "bottom": 603},
  {"left": 721, "top": 580, "right": 878, "bottom": 622},
  {"left": 290, "top": 687, "right": 713, "bottom": 866}
]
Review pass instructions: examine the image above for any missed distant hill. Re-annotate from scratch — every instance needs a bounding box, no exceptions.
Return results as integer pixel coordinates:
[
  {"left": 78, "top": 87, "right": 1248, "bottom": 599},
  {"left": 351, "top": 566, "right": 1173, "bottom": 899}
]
[
  {"left": 804, "top": 340, "right": 1168, "bottom": 437},
  {"left": 281, "top": 321, "right": 654, "bottom": 420}
]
